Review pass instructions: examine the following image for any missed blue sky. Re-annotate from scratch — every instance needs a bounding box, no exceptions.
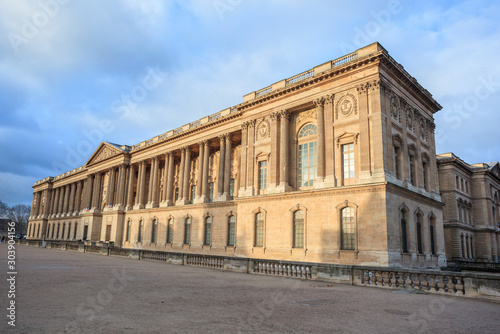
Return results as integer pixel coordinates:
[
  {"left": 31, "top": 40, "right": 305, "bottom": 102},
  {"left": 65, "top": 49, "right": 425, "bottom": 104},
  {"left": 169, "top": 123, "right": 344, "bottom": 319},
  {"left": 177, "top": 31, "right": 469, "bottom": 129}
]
[{"left": 0, "top": 0, "right": 499, "bottom": 206}]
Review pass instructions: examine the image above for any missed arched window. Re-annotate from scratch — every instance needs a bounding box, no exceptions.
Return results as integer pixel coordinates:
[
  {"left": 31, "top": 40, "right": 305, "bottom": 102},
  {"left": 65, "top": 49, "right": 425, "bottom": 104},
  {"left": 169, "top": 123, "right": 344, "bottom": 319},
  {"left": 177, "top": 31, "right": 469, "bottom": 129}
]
[
  {"left": 56, "top": 223, "right": 60, "bottom": 239},
  {"left": 255, "top": 213, "right": 264, "bottom": 247},
  {"left": 401, "top": 209, "right": 408, "bottom": 253},
  {"left": 126, "top": 220, "right": 131, "bottom": 242},
  {"left": 67, "top": 223, "right": 71, "bottom": 239},
  {"left": 167, "top": 218, "right": 173, "bottom": 244},
  {"left": 416, "top": 215, "right": 423, "bottom": 254},
  {"left": 138, "top": 220, "right": 144, "bottom": 243},
  {"left": 47, "top": 224, "right": 51, "bottom": 239},
  {"left": 293, "top": 210, "right": 305, "bottom": 248},
  {"left": 470, "top": 236, "right": 474, "bottom": 258},
  {"left": 461, "top": 234, "right": 466, "bottom": 259},
  {"left": 204, "top": 216, "right": 212, "bottom": 245},
  {"left": 227, "top": 215, "right": 235, "bottom": 246},
  {"left": 341, "top": 207, "right": 355, "bottom": 250},
  {"left": 184, "top": 217, "right": 191, "bottom": 244},
  {"left": 28, "top": 224, "right": 32, "bottom": 238},
  {"left": 298, "top": 123, "right": 317, "bottom": 187},
  {"left": 52, "top": 224, "right": 56, "bottom": 239},
  {"left": 429, "top": 216, "right": 436, "bottom": 255},
  {"left": 151, "top": 219, "right": 158, "bottom": 243},
  {"left": 73, "top": 223, "right": 78, "bottom": 240},
  {"left": 37, "top": 224, "right": 41, "bottom": 238}
]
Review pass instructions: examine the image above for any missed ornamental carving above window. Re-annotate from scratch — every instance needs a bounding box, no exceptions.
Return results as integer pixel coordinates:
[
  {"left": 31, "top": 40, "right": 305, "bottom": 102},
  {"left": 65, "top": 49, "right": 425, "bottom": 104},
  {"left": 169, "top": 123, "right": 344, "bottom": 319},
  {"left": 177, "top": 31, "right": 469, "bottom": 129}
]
[
  {"left": 256, "top": 118, "right": 271, "bottom": 141},
  {"left": 335, "top": 93, "right": 357, "bottom": 119}
]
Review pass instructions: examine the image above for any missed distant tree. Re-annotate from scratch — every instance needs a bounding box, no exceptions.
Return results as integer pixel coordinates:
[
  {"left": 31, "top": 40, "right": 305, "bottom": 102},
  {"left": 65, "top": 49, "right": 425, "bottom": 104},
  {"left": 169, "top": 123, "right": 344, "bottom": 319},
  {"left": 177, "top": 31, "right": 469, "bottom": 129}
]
[
  {"left": 0, "top": 200, "right": 9, "bottom": 218},
  {"left": 8, "top": 204, "right": 31, "bottom": 235}
]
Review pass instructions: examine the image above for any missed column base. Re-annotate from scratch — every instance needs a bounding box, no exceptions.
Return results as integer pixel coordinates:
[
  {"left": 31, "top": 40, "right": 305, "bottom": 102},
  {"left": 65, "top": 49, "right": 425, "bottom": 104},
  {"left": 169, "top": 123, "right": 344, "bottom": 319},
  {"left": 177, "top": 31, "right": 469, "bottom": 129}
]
[
  {"left": 125, "top": 205, "right": 134, "bottom": 211},
  {"left": 275, "top": 182, "right": 292, "bottom": 193},
  {"left": 215, "top": 193, "right": 231, "bottom": 202},
  {"left": 133, "top": 204, "right": 145, "bottom": 210},
  {"left": 239, "top": 187, "right": 255, "bottom": 197},
  {"left": 175, "top": 199, "right": 190, "bottom": 206},
  {"left": 193, "top": 197, "right": 209, "bottom": 204},
  {"left": 145, "top": 203, "right": 159, "bottom": 209},
  {"left": 159, "top": 201, "right": 174, "bottom": 208}
]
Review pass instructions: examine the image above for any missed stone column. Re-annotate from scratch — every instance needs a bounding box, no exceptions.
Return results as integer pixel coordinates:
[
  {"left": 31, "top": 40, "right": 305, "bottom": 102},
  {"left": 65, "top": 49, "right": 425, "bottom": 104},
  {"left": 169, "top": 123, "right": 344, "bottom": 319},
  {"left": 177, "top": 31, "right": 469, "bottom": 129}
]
[
  {"left": 270, "top": 112, "right": 279, "bottom": 190},
  {"left": 106, "top": 167, "right": 116, "bottom": 209},
  {"left": 146, "top": 159, "right": 153, "bottom": 205},
  {"left": 74, "top": 181, "right": 82, "bottom": 214},
  {"left": 216, "top": 135, "right": 226, "bottom": 199},
  {"left": 161, "top": 154, "right": 169, "bottom": 204},
  {"left": 91, "top": 173, "right": 102, "bottom": 211},
  {"left": 57, "top": 186, "right": 65, "bottom": 216},
  {"left": 83, "top": 174, "right": 94, "bottom": 211},
  {"left": 36, "top": 192, "right": 43, "bottom": 217},
  {"left": 68, "top": 183, "right": 76, "bottom": 215},
  {"left": 246, "top": 120, "right": 256, "bottom": 196},
  {"left": 195, "top": 142, "right": 204, "bottom": 201},
  {"left": 137, "top": 161, "right": 147, "bottom": 209},
  {"left": 201, "top": 141, "right": 210, "bottom": 203},
  {"left": 150, "top": 157, "right": 159, "bottom": 207},
  {"left": 126, "top": 164, "right": 136, "bottom": 210},
  {"left": 239, "top": 123, "right": 248, "bottom": 196},
  {"left": 314, "top": 97, "right": 326, "bottom": 183},
  {"left": 49, "top": 189, "right": 56, "bottom": 216},
  {"left": 116, "top": 164, "right": 126, "bottom": 207},
  {"left": 177, "top": 148, "right": 186, "bottom": 205},
  {"left": 166, "top": 152, "right": 174, "bottom": 206},
  {"left": 43, "top": 188, "right": 52, "bottom": 217},
  {"left": 62, "top": 184, "right": 70, "bottom": 215},
  {"left": 182, "top": 146, "right": 191, "bottom": 203},
  {"left": 279, "top": 110, "right": 290, "bottom": 191},
  {"left": 223, "top": 133, "right": 232, "bottom": 199}
]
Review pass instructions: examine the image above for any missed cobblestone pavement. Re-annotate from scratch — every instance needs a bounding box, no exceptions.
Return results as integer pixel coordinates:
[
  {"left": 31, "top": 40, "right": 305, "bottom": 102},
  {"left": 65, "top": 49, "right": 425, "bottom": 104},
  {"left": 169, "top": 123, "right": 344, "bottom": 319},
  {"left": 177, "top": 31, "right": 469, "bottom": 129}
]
[{"left": 1, "top": 244, "right": 499, "bottom": 333}]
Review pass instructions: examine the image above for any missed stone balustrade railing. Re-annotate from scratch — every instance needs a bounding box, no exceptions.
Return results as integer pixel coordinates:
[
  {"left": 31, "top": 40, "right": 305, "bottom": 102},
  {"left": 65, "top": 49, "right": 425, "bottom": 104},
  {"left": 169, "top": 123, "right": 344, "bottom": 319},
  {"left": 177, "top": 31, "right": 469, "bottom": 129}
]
[
  {"left": 332, "top": 52, "right": 358, "bottom": 67},
  {"left": 285, "top": 70, "right": 315, "bottom": 86},
  {"left": 19, "top": 239, "right": 500, "bottom": 301}
]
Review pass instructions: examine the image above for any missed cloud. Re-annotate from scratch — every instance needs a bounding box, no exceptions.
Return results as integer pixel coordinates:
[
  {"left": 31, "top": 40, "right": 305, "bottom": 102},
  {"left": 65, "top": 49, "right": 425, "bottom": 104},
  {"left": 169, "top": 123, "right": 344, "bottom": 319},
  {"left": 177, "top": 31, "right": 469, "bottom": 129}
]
[{"left": 0, "top": 0, "right": 498, "bottom": 207}]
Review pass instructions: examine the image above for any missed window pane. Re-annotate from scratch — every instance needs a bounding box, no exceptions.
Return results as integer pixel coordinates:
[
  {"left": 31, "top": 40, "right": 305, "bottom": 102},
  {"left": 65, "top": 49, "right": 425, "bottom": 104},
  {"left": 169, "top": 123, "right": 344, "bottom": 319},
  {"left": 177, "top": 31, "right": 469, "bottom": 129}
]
[
  {"left": 298, "top": 141, "right": 317, "bottom": 187},
  {"left": 228, "top": 215, "right": 235, "bottom": 246},
  {"left": 293, "top": 210, "right": 304, "bottom": 248},
  {"left": 341, "top": 207, "right": 355, "bottom": 250},
  {"left": 255, "top": 213, "right": 264, "bottom": 247}
]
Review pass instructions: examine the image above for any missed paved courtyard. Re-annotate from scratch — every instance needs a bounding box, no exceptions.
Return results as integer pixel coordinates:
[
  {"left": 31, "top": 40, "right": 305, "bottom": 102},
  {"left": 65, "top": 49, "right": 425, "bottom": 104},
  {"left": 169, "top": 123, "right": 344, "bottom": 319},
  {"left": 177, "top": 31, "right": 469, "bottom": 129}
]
[{"left": 1, "top": 244, "right": 499, "bottom": 333}]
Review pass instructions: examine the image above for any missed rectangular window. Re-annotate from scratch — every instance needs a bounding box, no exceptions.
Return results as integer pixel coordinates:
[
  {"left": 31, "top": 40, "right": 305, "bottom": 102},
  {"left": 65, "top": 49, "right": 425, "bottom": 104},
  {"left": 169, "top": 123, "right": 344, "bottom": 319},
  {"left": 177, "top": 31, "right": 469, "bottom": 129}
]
[
  {"left": 341, "top": 207, "right": 355, "bottom": 250},
  {"left": 174, "top": 187, "right": 179, "bottom": 201},
  {"left": 184, "top": 218, "right": 191, "bottom": 244},
  {"left": 298, "top": 141, "right": 317, "bottom": 187},
  {"left": 343, "top": 144, "right": 355, "bottom": 179},
  {"left": 259, "top": 161, "right": 267, "bottom": 190},
  {"left": 167, "top": 219, "right": 173, "bottom": 244},
  {"left": 138, "top": 221, "right": 143, "bottom": 242},
  {"left": 422, "top": 162, "right": 428, "bottom": 191},
  {"left": 209, "top": 182, "right": 214, "bottom": 202},
  {"left": 293, "top": 210, "right": 304, "bottom": 248},
  {"left": 229, "top": 179, "right": 235, "bottom": 199},
  {"left": 204, "top": 217, "right": 212, "bottom": 245},
  {"left": 126, "top": 222, "right": 131, "bottom": 242},
  {"left": 409, "top": 155, "right": 415, "bottom": 185},
  {"left": 83, "top": 225, "right": 88, "bottom": 240},
  {"left": 227, "top": 216, "right": 235, "bottom": 246},
  {"left": 73, "top": 223, "right": 77, "bottom": 240},
  {"left": 151, "top": 220, "right": 158, "bottom": 243},
  {"left": 191, "top": 185, "right": 196, "bottom": 203},
  {"left": 394, "top": 146, "right": 400, "bottom": 179},
  {"left": 255, "top": 213, "right": 264, "bottom": 247}
]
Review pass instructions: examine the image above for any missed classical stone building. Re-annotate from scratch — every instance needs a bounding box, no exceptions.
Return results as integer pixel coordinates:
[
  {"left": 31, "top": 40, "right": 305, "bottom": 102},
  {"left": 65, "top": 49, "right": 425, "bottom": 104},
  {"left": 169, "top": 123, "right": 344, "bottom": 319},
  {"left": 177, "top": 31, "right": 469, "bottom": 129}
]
[
  {"left": 437, "top": 153, "right": 500, "bottom": 263},
  {"left": 27, "top": 43, "right": 447, "bottom": 268}
]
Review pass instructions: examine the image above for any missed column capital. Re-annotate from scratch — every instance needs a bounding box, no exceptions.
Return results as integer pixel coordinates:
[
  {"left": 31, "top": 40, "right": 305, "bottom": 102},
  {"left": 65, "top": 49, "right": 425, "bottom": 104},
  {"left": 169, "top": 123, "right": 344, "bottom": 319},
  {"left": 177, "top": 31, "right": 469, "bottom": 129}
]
[
  {"left": 246, "top": 119, "right": 256, "bottom": 128},
  {"left": 270, "top": 111, "right": 279, "bottom": 122},
  {"left": 356, "top": 82, "right": 369, "bottom": 95},
  {"left": 279, "top": 110, "right": 290, "bottom": 121},
  {"left": 325, "top": 93, "right": 335, "bottom": 105},
  {"left": 314, "top": 96, "right": 326, "bottom": 108}
]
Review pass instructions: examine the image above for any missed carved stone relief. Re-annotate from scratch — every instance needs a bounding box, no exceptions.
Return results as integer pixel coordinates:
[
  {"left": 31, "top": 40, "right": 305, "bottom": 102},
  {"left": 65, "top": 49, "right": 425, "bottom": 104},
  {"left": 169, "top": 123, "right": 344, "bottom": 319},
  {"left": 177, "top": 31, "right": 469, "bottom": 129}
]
[{"left": 335, "top": 92, "right": 357, "bottom": 119}]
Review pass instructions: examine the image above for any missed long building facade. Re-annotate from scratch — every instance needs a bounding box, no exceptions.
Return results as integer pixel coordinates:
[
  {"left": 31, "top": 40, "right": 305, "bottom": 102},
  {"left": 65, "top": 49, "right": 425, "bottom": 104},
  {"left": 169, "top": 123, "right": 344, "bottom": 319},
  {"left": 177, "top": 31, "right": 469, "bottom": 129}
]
[
  {"left": 27, "top": 43, "right": 447, "bottom": 268},
  {"left": 437, "top": 153, "right": 500, "bottom": 263}
]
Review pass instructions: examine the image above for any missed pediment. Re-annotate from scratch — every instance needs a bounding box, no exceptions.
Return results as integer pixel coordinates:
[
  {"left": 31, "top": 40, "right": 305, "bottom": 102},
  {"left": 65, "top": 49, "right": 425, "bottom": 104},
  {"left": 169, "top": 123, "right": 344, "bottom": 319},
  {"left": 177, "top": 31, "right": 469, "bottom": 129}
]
[
  {"left": 85, "top": 142, "right": 123, "bottom": 166},
  {"left": 490, "top": 163, "right": 500, "bottom": 178}
]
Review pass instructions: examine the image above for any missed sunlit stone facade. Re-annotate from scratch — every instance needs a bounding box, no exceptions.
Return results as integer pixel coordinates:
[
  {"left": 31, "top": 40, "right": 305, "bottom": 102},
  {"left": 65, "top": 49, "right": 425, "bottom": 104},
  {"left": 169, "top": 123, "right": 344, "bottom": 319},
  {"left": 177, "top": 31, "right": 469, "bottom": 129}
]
[{"left": 28, "top": 43, "right": 447, "bottom": 268}]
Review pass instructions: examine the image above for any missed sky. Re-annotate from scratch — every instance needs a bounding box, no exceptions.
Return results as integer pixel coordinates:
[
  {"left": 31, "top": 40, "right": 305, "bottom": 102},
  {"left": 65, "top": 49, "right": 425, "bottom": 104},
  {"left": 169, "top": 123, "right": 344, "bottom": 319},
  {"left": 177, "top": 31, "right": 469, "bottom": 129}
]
[{"left": 0, "top": 0, "right": 499, "bottom": 206}]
